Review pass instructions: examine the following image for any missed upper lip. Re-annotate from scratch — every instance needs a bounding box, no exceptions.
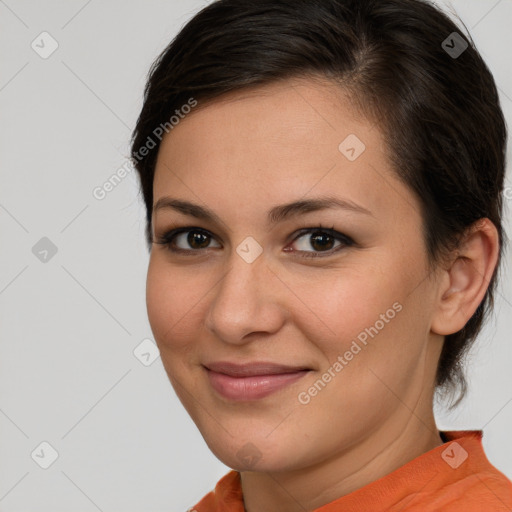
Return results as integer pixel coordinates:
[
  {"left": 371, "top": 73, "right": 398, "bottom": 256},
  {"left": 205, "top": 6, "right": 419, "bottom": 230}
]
[{"left": 203, "top": 361, "right": 311, "bottom": 377}]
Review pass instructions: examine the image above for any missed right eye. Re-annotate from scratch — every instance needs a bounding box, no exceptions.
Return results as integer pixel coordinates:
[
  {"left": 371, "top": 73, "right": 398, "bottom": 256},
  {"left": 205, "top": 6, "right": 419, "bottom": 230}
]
[{"left": 153, "top": 227, "right": 221, "bottom": 255}]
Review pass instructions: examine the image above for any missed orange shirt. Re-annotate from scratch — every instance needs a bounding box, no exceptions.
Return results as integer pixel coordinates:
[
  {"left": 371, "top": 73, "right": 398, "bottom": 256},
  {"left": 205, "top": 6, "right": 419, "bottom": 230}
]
[{"left": 190, "top": 431, "right": 512, "bottom": 511}]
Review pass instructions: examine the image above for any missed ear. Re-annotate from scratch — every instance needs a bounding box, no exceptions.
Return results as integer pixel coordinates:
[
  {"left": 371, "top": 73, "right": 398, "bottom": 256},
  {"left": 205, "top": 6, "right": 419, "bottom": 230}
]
[{"left": 431, "top": 218, "right": 500, "bottom": 336}]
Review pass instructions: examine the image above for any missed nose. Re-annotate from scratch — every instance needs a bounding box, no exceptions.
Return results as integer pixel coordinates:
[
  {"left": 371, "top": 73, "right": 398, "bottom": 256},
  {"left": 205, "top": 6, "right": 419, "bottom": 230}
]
[{"left": 204, "top": 249, "right": 287, "bottom": 345}]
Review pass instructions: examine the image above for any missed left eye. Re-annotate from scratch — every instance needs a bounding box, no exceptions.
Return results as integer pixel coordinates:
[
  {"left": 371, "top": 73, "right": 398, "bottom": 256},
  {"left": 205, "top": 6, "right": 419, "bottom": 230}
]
[{"left": 288, "top": 228, "right": 354, "bottom": 258}]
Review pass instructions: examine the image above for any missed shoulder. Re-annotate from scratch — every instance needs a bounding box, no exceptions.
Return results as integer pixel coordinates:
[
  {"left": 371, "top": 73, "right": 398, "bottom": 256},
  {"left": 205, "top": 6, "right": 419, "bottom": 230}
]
[{"left": 409, "top": 430, "right": 512, "bottom": 511}]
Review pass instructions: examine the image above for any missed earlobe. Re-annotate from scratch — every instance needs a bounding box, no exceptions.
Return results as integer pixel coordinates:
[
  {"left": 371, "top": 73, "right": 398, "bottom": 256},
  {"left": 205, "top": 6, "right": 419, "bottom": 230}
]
[{"left": 431, "top": 219, "right": 499, "bottom": 336}]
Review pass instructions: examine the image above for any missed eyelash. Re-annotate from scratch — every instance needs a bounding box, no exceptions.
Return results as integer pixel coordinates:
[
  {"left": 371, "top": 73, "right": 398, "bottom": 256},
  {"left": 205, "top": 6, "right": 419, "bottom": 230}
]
[{"left": 152, "top": 224, "right": 355, "bottom": 259}]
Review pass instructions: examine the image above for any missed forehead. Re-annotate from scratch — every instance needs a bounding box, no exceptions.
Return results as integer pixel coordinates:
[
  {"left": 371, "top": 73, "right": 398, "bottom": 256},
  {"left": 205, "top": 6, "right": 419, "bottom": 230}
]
[
  {"left": 168, "top": 77, "right": 364, "bottom": 153},
  {"left": 153, "top": 77, "right": 418, "bottom": 226}
]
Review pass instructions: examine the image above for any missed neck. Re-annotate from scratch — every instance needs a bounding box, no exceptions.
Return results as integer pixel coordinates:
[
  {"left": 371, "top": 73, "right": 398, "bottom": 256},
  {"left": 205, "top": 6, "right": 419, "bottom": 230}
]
[{"left": 240, "top": 397, "right": 443, "bottom": 512}]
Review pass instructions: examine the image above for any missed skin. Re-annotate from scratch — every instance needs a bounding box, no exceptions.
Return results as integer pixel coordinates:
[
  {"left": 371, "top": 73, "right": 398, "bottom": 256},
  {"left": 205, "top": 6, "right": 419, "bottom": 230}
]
[{"left": 146, "top": 76, "right": 499, "bottom": 511}]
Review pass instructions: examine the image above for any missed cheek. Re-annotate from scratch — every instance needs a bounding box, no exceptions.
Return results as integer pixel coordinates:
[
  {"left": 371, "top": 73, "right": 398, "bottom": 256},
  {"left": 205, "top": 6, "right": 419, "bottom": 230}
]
[
  {"left": 292, "top": 266, "right": 398, "bottom": 345},
  {"left": 146, "top": 258, "right": 205, "bottom": 352},
  {"left": 298, "top": 260, "right": 427, "bottom": 373},
  {"left": 297, "top": 294, "right": 428, "bottom": 438}
]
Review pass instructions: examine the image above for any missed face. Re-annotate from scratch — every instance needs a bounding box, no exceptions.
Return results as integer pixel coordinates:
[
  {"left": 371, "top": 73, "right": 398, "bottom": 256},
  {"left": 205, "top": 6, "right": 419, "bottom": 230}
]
[{"left": 146, "top": 77, "right": 443, "bottom": 473}]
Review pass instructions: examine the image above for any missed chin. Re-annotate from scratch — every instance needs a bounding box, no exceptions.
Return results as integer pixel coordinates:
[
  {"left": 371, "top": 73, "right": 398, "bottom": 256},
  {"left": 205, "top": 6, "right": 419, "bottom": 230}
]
[{"left": 203, "top": 432, "right": 305, "bottom": 473}]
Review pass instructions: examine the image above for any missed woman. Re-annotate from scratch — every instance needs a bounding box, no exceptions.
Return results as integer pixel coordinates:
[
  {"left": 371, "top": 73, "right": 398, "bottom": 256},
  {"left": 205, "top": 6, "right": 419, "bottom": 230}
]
[{"left": 131, "top": 0, "right": 512, "bottom": 510}]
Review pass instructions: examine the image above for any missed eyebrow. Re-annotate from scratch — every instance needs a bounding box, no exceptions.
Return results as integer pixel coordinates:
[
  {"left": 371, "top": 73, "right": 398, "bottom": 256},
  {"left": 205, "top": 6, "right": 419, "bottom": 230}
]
[{"left": 153, "top": 195, "right": 373, "bottom": 225}]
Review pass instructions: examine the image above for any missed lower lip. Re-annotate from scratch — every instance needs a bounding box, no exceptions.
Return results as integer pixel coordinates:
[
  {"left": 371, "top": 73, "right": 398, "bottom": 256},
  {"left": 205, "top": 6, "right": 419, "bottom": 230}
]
[{"left": 205, "top": 368, "right": 310, "bottom": 401}]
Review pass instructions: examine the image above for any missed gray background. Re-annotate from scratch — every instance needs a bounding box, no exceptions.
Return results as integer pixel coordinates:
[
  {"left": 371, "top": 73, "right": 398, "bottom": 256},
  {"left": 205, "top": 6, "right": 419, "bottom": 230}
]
[{"left": 0, "top": 0, "right": 511, "bottom": 510}]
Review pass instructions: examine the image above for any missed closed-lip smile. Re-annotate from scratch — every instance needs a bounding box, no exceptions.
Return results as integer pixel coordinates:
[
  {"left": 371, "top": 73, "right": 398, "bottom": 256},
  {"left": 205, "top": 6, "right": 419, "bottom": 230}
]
[{"left": 203, "top": 361, "right": 312, "bottom": 401}]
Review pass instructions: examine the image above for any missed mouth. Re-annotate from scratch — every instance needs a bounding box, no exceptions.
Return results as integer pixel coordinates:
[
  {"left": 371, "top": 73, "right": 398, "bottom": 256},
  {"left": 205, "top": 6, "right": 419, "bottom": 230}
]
[{"left": 203, "top": 361, "right": 312, "bottom": 401}]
